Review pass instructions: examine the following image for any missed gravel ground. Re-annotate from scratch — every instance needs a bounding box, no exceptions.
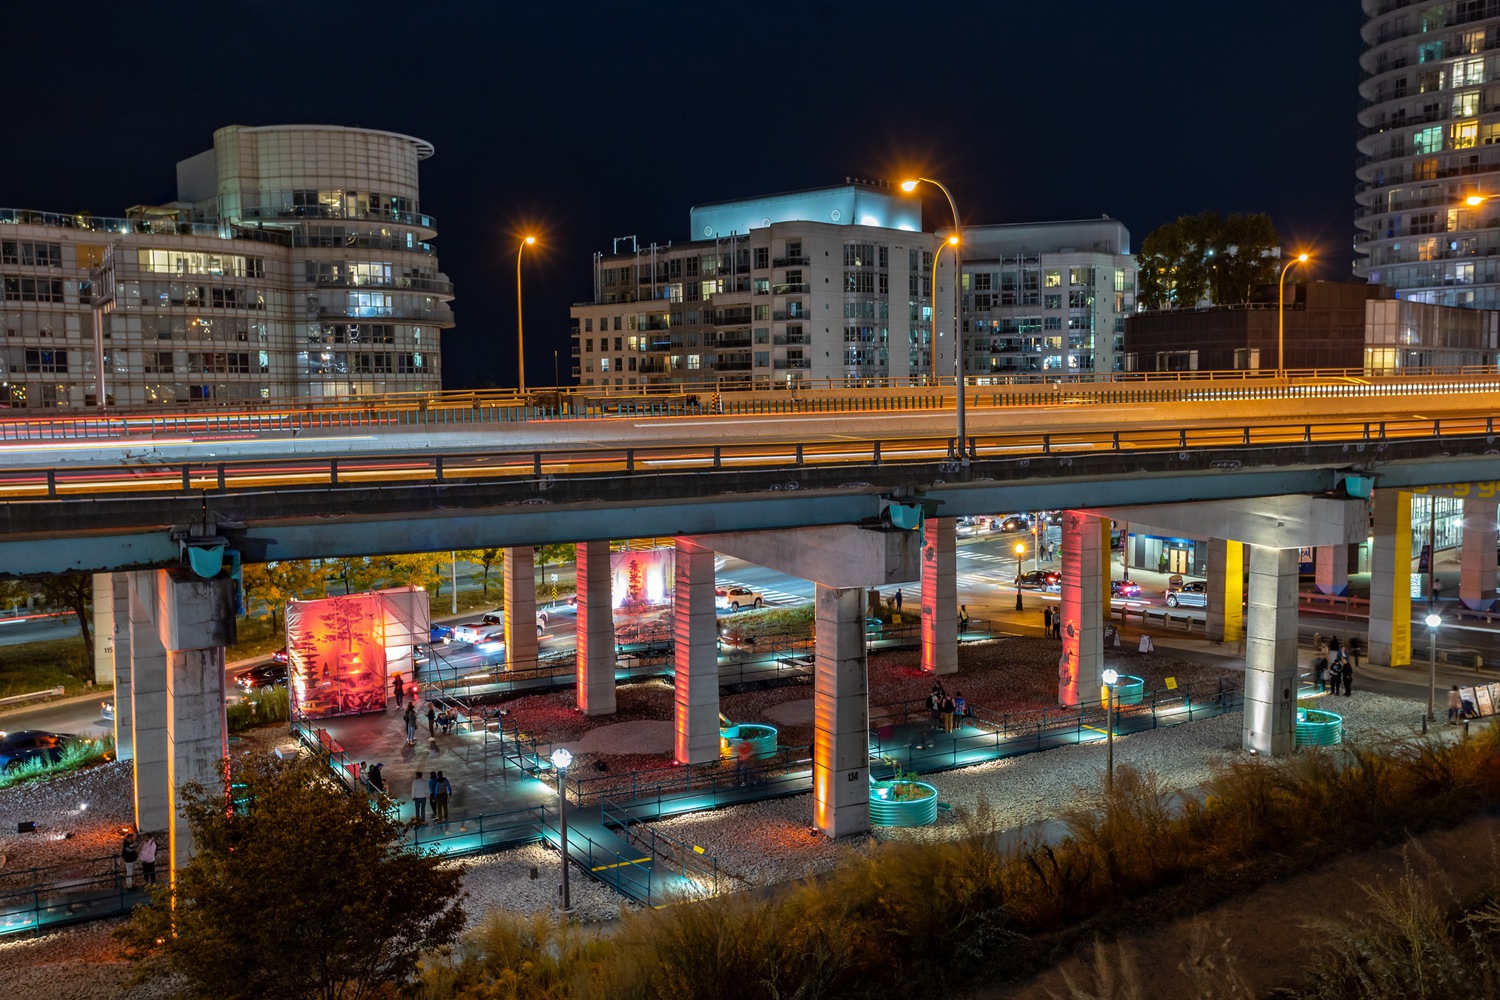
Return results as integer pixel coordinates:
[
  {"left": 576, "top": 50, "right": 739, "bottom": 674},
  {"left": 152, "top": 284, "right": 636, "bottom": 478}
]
[{"left": 0, "top": 658, "right": 1427, "bottom": 996}]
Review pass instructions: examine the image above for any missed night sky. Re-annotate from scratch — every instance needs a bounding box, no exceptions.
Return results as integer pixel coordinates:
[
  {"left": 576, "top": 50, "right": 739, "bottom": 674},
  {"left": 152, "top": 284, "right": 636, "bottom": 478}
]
[{"left": 4, "top": 1, "right": 1362, "bottom": 390}]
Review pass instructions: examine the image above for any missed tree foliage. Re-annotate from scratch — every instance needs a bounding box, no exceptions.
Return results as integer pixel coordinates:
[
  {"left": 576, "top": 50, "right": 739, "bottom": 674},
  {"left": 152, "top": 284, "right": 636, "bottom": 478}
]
[
  {"left": 387, "top": 552, "right": 449, "bottom": 598},
  {"left": 1137, "top": 211, "right": 1281, "bottom": 310},
  {"left": 458, "top": 548, "right": 502, "bottom": 597},
  {"left": 241, "top": 560, "right": 323, "bottom": 631},
  {"left": 120, "top": 753, "right": 466, "bottom": 1000},
  {"left": 37, "top": 573, "right": 92, "bottom": 664}
]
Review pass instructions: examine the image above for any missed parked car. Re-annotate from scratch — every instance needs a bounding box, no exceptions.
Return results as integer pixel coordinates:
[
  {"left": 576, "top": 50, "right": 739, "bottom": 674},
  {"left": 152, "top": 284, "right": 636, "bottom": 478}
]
[
  {"left": 0, "top": 730, "right": 73, "bottom": 771},
  {"left": 1111, "top": 579, "right": 1142, "bottom": 598},
  {"left": 1014, "top": 570, "right": 1060, "bottom": 591},
  {"left": 1165, "top": 581, "right": 1209, "bottom": 608},
  {"left": 237, "top": 662, "right": 289, "bottom": 692},
  {"left": 429, "top": 624, "right": 454, "bottom": 644},
  {"left": 716, "top": 586, "right": 764, "bottom": 611}
]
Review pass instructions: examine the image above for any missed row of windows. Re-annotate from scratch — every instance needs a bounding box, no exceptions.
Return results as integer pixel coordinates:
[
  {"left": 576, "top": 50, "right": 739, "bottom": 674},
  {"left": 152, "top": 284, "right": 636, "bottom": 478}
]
[
  {"left": 3, "top": 277, "right": 65, "bottom": 302},
  {"left": 112, "top": 281, "right": 268, "bottom": 310},
  {"left": 1, "top": 240, "right": 63, "bottom": 268},
  {"left": 303, "top": 351, "right": 426, "bottom": 375},
  {"left": 138, "top": 250, "right": 265, "bottom": 278}
]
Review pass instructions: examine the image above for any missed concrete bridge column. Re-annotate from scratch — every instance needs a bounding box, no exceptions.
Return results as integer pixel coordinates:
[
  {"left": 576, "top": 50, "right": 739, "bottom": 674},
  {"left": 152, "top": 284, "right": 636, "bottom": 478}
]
[
  {"left": 128, "top": 569, "right": 234, "bottom": 872},
  {"left": 574, "top": 542, "right": 615, "bottom": 716},
  {"left": 921, "top": 518, "right": 957, "bottom": 676},
  {"left": 673, "top": 538, "right": 720, "bottom": 765},
  {"left": 1315, "top": 545, "right": 1349, "bottom": 596},
  {"left": 110, "top": 572, "right": 133, "bottom": 761},
  {"left": 1058, "top": 511, "right": 1106, "bottom": 707},
  {"left": 1460, "top": 497, "right": 1498, "bottom": 611},
  {"left": 1243, "top": 545, "right": 1299, "bottom": 756},
  {"left": 92, "top": 573, "right": 115, "bottom": 687},
  {"left": 1369, "top": 488, "right": 1413, "bottom": 667},
  {"left": 813, "top": 583, "right": 870, "bottom": 838},
  {"left": 503, "top": 546, "right": 538, "bottom": 670},
  {"left": 1206, "top": 538, "right": 1245, "bottom": 644}
]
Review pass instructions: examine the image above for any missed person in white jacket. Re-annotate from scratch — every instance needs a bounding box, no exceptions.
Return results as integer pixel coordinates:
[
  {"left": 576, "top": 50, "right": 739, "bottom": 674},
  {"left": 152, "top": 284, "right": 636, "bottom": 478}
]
[{"left": 411, "top": 772, "right": 428, "bottom": 822}]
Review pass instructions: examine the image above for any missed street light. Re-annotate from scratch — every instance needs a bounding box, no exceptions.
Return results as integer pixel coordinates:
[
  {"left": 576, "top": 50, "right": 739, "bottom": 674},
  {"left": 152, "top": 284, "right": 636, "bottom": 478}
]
[
  {"left": 1276, "top": 252, "right": 1309, "bottom": 379},
  {"left": 517, "top": 235, "right": 537, "bottom": 394},
  {"left": 901, "top": 177, "right": 966, "bottom": 463},
  {"left": 549, "top": 746, "right": 573, "bottom": 913},
  {"left": 1014, "top": 541, "right": 1025, "bottom": 611},
  {"left": 1425, "top": 612, "right": 1442, "bottom": 722},
  {"left": 1101, "top": 668, "right": 1119, "bottom": 794}
]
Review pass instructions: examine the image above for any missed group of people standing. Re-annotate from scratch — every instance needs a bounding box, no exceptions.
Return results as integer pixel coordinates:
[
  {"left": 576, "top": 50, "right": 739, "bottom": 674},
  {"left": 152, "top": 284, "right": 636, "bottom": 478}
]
[
  {"left": 1042, "top": 606, "right": 1063, "bottom": 640},
  {"left": 119, "top": 828, "right": 158, "bottom": 888},
  {"left": 410, "top": 770, "right": 453, "bottom": 823},
  {"left": 926, "top": 683, "right": 970, "bottom": 733},
  {"left": 1311, "top": 635, "right": 1359, "bottom": 696}
]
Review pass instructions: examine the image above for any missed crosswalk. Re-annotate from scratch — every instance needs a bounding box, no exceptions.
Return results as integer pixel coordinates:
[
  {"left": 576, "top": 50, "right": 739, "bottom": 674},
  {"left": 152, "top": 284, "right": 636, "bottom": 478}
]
[{"left": 717, "top": 580, "right": 803, "bottom": 608}]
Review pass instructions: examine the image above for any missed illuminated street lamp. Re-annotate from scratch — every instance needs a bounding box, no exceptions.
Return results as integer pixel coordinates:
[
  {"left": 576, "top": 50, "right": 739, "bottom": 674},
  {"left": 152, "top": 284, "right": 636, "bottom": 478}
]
[
  {"left": 1101, "top": 668, "right": 1119, "bottom": 794},
  {"left": 1425, "top": 612, "right": 1442, "bottom": 722},
  {"left": 517, "top": 236, "right": 537, "bottom": 393},
  {"left": 1014, "top": 541, "right": 1025, "bottom": 611},
  {"left": 900, "top": 178, "right": 966, "bottom": 463},
  {"left": 550, "top": 746, "right": 573, "bottom": 913},
  {"left": 1276, "top": 252, "right": 1309, "bottom": 379}
]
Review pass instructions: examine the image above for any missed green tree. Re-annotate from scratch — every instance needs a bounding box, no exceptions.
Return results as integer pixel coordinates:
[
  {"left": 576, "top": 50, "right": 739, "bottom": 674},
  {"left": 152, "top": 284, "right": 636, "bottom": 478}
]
[
  {"left": 461, "top": 548, "right": 502, "bottom": 597},
  {"left": 387, "top": 552, "right": 449, "bottom": 598},
  {"left": 326, "top": 556, "right": 385, "bottom": 596},
  {"left": 241, "top": 560, "right": 322, "bottom": 632},
  {"left": 119, "top": 753, "right": 466, "bottom": 1000},
  {"left": 0, "top": 579, "right": 30, "bottom": 614},
  {"left": 37, "top": 573, "right": 91, "bottom": 665},
  {"left": 1137, "top": 210, "right": 1281, "bottom": 310}
]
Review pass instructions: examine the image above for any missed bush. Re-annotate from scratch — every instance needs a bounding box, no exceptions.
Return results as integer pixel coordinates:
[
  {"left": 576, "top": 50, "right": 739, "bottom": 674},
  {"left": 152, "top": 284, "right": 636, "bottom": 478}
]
[
  {"left": 226, "top": 686, "right": 289, "bottom": 733},
  {"left": 0, "top": 734, "right": 114, "bottom": 790}
]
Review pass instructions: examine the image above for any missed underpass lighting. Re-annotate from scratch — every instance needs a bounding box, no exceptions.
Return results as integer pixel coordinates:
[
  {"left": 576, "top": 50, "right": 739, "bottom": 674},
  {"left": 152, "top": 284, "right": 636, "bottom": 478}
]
[
  {"left": 1101, "top": 668, "right": 1120, "bottom": 794},
  {"left": 550, "top": 747, "right": 573, "bottom": 914},
  {"left": 1425, "top": 612, "right": 1441, "bottom": 723}
]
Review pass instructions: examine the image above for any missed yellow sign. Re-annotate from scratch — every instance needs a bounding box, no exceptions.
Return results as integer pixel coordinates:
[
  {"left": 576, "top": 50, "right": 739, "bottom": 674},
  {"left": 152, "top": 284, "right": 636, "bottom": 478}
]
[{"left": 1165, "top": 676, "right": 1178, "bottom": 690}]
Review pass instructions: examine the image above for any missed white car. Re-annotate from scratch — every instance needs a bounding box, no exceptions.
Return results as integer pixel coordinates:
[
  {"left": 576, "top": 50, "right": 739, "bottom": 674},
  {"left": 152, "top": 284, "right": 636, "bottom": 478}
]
[
  {"left": 715, "top": 586, "right": 764, "bottom": 611},
  {"left": 453, "top": 610, "right": 547, "bottom": 644}
]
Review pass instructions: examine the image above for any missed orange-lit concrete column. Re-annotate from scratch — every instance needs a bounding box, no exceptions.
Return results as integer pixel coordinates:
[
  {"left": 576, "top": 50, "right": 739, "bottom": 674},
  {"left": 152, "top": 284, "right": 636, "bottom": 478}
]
[
  {"left": 503, "top": 546, "right": 538, "bottom": 670},
  {"left": 921, "top": 518, "right": 957, "bottom": 676},
  {"left": 575, "top": 542, "right": 615, "bottom": 716},
  {"left": 1206, "top": 538, "right": 1245, "bottom": 644},
  {"left": 813, "top": 583, "right": 870, "bottom": 838},
  {"left": 1460, "top": 497, "right": 1498, "bottom": 611},
  {"left": 1314, "top": 545, "right": 1349, "bottom": 596},
  {"left": 128, "top": 571, "right": 169, "bottom": 833},
  {"left": 673, "top": 537, "right": 720, "bottom": 765},
  {"left": 1243, "top": 545, "right": 1298, "bottom": 755},
  {"left": 110, "top": 572, "right": 134, "bottom": 761},
  {"left": 1369, "top": 488, "right": 1412, "bottom": 667},
  {"left": 1058, "top": 511, "right": 1106, "bottom": 707}
]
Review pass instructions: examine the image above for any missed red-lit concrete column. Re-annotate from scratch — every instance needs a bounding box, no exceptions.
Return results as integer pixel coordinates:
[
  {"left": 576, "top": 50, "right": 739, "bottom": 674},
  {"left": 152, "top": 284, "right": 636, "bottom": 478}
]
[
  {"left": 503, "top": 546, "right": 538, "bottom": 670},
  {"left": 813, "top": 583, "right": 870, "bottom": 838},
  {"left": 673, "top": 537, "right": 720, "bottom": 765},
  {"left": 1243, "top": 545, "right": 1298, "bottom": 755},
  {"left": 1314, "top": 545, "right": 1349, "bottom": 596},
  {"left": 1460, "top": 497, "right": 1498, "bottom": 611},
  {"left": 1369, "top": 488, "right": 1413, "bottom": 667},
  {"left": 921, "top": 518, "right": 957, "bottom": 676},
  {"left": 1057, "top": 511, "right": 1106, "bottom": 707},
  {"left": 575, "top": 542, "right": 615, "bottom": 716},
  {"left": 1206, "top": 538, "right": 1245, "bottom": 644}
]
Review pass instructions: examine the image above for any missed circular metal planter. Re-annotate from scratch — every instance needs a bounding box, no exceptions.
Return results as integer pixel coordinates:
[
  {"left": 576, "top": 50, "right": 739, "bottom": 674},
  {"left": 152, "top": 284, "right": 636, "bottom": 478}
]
[
  {"left": 1101, "top": 674, "right": 1145, "bottom": 708},
  {"left": 1295, "top": 708, "right": 1343, "bottom": 748},
  {"left": 719, "top": 723, "right": 778, "bottom": 759},
  {"left": 869, "top": 780, "right": 939, "bottom": 827}
]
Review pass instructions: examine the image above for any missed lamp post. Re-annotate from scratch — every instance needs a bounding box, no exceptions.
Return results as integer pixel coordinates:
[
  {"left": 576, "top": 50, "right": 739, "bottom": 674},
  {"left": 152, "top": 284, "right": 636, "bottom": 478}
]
[
  {"left": 516, "top": 236, "right": 537, "bottom": 394},
  {"left": 901, "top": 178, "right": 965, "bottom": 463},
  {"left": 1101, "top": 668, "right": 1119, "bottom": 794},
  {"left": 1014, "top": 541, "right": 1025, "bottom": 611},
  {"left": 1276, "top": 252, "right": 1309, "bottom": 379},
  {"left": 549, "top": 746, "right": 573, "bottom": 913},
  {"left": 1425, "top": 612, "right": 1441, "bottom": 722}
]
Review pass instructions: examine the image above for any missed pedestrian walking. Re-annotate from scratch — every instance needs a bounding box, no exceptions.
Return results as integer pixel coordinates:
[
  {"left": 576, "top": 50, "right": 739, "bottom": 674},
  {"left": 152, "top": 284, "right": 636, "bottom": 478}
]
[
  {"left": 1449, "top": 685, "right": 1463, "bottom": 723},
  {"left": 411, "top": 772, "right": 428, "bottom": 822},
  {"left": 894, "top": 588, "right": 903, "bottom": 612},
  {"left": 1348, "top": 635, "right": 1362, "bottom": 670},
  {"left": 120, "top": 830, "right": 138, "bottom": 889},
  {"left": 368, "top": 762, "right": 386, "bottom": 794},
  {"left": 392, "top": 673, "right": 404, "bottom": 707},
  {"left": 433, "top": 771, "right": 452, "bottom": 821},
  {"left": 427, "top": 704, "right": 437, "bottom": 738},
  {"left": 953, "top": 691, "right": 968, "bottom": 728},
  {"left": 139, "top": 833, "right": 157, "bottom": 885},
  {"left": 1043, "top": 606, "right": 1053, "bottom": 638},
  {"left": 1312, "top": 651, "right": 1327, "bottom": 694},
  {"left": 1340, "top": 653, "right": 1353, "bottom": 696},
  {"left": 735, "top": 739, "right": 753, "bottom": 786},
  {"left": 404, "top": 703, "right": 418, "bottom": 745}
]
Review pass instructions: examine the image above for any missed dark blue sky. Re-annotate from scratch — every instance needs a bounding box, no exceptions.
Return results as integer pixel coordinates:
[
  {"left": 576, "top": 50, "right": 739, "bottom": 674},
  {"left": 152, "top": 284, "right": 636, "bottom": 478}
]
[{"left": 5, "top": 1, "right": 1361, "bottom": 389}]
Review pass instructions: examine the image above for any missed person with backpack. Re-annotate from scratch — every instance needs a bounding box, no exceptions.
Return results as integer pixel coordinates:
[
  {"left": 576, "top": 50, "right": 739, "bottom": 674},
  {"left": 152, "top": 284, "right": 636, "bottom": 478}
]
[
  {"left": 940, "top": 693, "right": 957, "bottom": 733},
  {"left": 433, "top": 771, "right": 453, "bottom": 821}
]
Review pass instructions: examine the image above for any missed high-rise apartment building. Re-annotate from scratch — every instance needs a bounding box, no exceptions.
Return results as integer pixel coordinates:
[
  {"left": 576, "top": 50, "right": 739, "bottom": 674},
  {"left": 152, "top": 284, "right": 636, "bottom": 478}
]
[
  {"left": 1, "top": 124, "right": 451, "bottom": 408},
  {"left": 570, "top": 185, "right": 1134, "bottom": 388},
  {"left": 1355, "top": 1, "right": 1500, "bottom": 308}
]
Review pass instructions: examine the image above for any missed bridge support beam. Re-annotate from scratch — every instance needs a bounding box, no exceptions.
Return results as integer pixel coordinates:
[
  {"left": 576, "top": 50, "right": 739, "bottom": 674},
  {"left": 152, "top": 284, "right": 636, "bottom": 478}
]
[
  {"left": 701, "top": 524, "right": 921, "bottom": 590},
  {"left": 110, "top": 572, "right": 133, "bottom": 761},
  {"left": 813, "top": 583, "right": 870, "bottom": 838},
  {"left": 575, "top": 542, "right": 615, "bottom": 716},
  {"left": 1460, "top": 497, "right": 1497, "bottom": 611},
  {"left": 126, "top": 569, "right": 234, "bottom": 873},
  {"left": 1206, "top": 538, "right": 1245, "bottom": 644},
  {"left": 1058, "top": 511, "right": 1107, "bottom": 707},
  {"left": 1369, "top": 489, "right": 1413, "bottom": 667},
  {"left": 921, "top": 518, "right": 957, "bottom": 676},
  {"left": 1315, "top": 545, "right": 1349, "bottom": 596},
  {"left": 673, "top": 538, "right": 720, "bottom": 765},
  {"left": 503, "top": 546, "right": 538, "bottom": 671},
  {"left": 1243, "top": 545, "right": 1299, "bottom": 755},
  {"left": 93, "top": 572, "right": 115, "bottom": 687}
]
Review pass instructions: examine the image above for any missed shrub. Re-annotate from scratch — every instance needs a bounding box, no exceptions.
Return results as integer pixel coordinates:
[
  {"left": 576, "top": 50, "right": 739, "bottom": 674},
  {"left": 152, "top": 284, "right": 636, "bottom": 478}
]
[
  {"left": 225, "top": 686, "right": 289, "bottom": 733},
  {"left": 0, "top": 734, "right": 114, "bottom": 790}
]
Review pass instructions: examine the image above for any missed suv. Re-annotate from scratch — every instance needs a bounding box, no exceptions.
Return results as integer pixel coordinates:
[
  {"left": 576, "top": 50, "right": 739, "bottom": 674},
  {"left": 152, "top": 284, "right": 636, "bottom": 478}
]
[
  {"left": 997, "top": 515, "right": 1031, "bottom": 533},
  {"left": 715, "top": 586, "right": 764, "bottom": 611},
  {"left": 1165, "top": 581, "right": 1208, "bottom": 608},
  {"left": 453, "top": 611, "right": 547, "bottom": 644},
  {"left": 1015, "top": 570, "right": 1060, "bottom": 591}
]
